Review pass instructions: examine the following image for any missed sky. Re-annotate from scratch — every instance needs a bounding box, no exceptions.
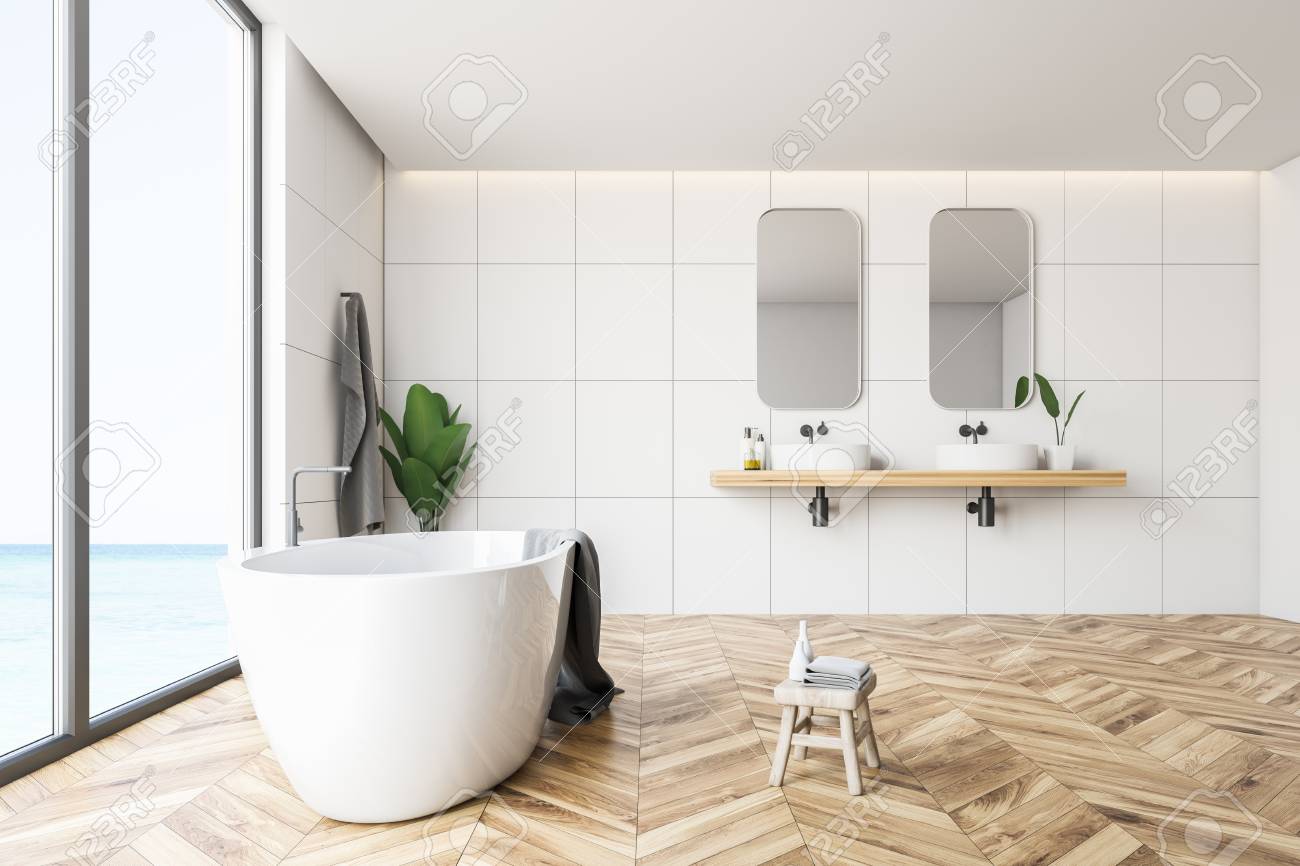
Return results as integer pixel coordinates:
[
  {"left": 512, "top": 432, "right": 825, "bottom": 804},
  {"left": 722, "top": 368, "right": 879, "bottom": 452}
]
[{"left": 2, "top": 0, "right": 242, "bottom": 547}]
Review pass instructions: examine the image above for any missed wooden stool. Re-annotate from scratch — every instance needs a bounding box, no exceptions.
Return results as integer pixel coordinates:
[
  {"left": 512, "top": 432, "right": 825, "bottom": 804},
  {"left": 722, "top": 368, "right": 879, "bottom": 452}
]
[{"left": 768, "top": 670, "right": 879, "bottom": 796}]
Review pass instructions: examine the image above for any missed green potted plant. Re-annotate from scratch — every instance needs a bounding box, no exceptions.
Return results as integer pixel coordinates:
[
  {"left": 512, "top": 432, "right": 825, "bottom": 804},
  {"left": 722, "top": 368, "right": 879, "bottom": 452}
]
[
  {"left": 378, "top": 385, "right": 475, "bottom": 533},
  {"left": 1015, "top": 374, "right": 1085, "bottom": 470}
]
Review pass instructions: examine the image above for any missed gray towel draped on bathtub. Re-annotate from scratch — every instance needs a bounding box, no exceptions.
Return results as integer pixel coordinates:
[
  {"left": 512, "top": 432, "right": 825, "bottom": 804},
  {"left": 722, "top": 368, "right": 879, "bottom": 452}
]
[
  {"left": 522, "top": 528, "right": 623, "bottom": 724},
  {"left": 338, "top": 293, "right": 385, "bottom": 536}
]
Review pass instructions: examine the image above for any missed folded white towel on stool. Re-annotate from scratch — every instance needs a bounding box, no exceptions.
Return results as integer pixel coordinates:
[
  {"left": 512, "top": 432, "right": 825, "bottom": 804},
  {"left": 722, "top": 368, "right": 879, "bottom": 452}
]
[{"left": 803, "top": 656, "right": 872, "bottom": 690}]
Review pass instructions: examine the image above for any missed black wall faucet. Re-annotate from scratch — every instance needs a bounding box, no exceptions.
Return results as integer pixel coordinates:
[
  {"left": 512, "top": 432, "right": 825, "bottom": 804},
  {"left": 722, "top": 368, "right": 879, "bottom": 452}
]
[
  {"left": 799, "top": 421, "right": 829, "bottom": 444},
  {"left": 959, "top": 421, "right": 988, "bottom": 444}
]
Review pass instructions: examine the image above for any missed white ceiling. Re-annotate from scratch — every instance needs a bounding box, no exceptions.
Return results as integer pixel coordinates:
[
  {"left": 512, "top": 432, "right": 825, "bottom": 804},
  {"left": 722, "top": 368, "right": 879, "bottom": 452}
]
[{"left": 245, "top": 0, "right": 1300, "bottom": 170}]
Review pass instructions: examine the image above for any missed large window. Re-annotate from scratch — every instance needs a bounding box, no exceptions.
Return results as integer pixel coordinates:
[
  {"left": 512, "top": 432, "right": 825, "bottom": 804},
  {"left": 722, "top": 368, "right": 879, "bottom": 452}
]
[
  {"left": 88, "top": 0, "right": 246, "bottom": 716},
  {"left": 0, "top": 2, "right": 55, "bottom": 760},
  {"left": 0, "top": 0, "right": 257, "bottom": 776}
]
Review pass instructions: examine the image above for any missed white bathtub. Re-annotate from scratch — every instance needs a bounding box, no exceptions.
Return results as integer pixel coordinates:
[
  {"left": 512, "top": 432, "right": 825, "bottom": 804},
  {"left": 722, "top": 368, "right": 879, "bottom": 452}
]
[{"left": 218, "top": 531, "right": 575, "bottom": 823}]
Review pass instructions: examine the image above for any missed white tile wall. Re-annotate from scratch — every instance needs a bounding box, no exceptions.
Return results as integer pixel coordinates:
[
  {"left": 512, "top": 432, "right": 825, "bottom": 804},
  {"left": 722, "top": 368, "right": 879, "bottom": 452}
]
[
  {"left": 476, "top": 381, "right": 575, "bottom": 498},
  {"left": 383, "top": 167, "right": 476, "bottom": 263},
  {"left": 868, "top": 171, "right": 965, "bottom": 263},
  {"left": 1066, "top": 381, "right": 1163, "bottom": 498},
  {"left": 1162, "top": 172, "right": 1260, "bottom": 264},
  {"left": 479, "top": 497, "right": 576, "bottom": 531},
  {"left": 576, "top": 172, "right": 673, "bottom": 264},
  {"left": 1065, "top": 499, "right": 1162, "bottom": 613},
  {"left": 384, "top": 169, "right": 1260, "bottom": 615},
  {"left": 576, "top": 265, "right": 673, "bottom": 379},
  {"left": 673, "top": 172, "right": 769, "bottom": 263},
  {"left": 1064, "top": 265, "right": 1162, "bottom": 380},
  {"left": 1033, "top": 266, "right": 1066, "bottom": 381},
  {"left": 1162, "top": 499, "right": 1260, "bottom": 613},
  {"left": 384, "top": 265, "right": 476, "bottom": 380},
  {"left": 1163, "top": 265, "right": 1259, "bottom": 380},
  {"left": 867, "top": 498, "right": 966, "bottom": 613},
  {"left": 478, "top": 172, "right": 575, "bottom": 263},
  {"left": 673, "top": 498, "right": 770, "bottom": 614},
  {"left": 968, "top": 498, "right": 1065, "bottom": 613},
  {"left": 577, "top": 498, "right": 673, "bottom": 613},
  {"left": 577, "top": 381, "right": 672, "bottom": 497},
  {"left": 674, "top": 265, "right": 757, "bottom": 380},
  {"left": 1162, "top": 381, "right": 1260, "bottom": 499},
  {"left": 772, "top": 497, "right": 869, "bottom": 614},
  {"left": 478, "top": 265, "right": 575, "bottom": 380},
  {"left": 264, "top": 33, "right": 384, "bottom": 544},
  {"left": 868, "top": 265, "right": 928, "bottom": 380},
  {"left": 1064, "top": 172, "right": 1162, "bottom": 263}
]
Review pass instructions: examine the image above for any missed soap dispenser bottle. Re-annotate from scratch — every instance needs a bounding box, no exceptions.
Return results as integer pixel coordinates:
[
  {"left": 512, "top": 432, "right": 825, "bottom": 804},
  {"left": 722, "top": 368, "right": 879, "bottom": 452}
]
[
  {"left": 755, "top": 433, "right": 767, "bottom": 470},
  {"left": 788, "top": 620, "right": 814, "bottom": 681},
  {"left": 742, "top": 427, "right": 761, "bottom": 470}
]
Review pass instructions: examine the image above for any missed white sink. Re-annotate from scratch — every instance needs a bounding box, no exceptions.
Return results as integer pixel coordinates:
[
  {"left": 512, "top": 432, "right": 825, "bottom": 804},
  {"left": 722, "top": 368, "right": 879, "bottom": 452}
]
[
  {"left": 935, "top": 443, "right": 1039, "bottom": 471},
  {"left": 772, "top": 442, "right": 870, "bottom": 474}
]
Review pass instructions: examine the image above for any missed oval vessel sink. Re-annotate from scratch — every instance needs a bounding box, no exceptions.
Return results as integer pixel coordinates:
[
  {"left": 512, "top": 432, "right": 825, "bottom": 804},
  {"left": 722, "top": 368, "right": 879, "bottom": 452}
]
[
  {"left": 934, "top": 443, "right": 1038, "bottom": 471},
  {"left": 772, "top": 442, "right": 870, "bottom": 474}
]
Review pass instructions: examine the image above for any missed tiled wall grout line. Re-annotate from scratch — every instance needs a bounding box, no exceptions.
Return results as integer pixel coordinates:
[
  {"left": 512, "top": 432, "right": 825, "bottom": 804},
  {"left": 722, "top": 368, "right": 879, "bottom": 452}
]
[
  {"left": 475, "top": 170, "right": 480, "bottom": 525},
  {"left": 1159, "top": 170, "right": 1165, "bottom": 614},
  {"left": 574, "top": 172, "right": 578, "bottom": 521},
  {"left": 1062, "top": 170, "right": 1067, "bottom": 613}
]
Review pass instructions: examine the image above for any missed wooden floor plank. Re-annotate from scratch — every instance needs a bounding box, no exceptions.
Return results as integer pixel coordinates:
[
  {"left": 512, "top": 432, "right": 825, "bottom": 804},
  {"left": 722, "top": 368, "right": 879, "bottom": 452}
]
[{"left": 4, "top": 615, "right": 1300, "bottom": 866}]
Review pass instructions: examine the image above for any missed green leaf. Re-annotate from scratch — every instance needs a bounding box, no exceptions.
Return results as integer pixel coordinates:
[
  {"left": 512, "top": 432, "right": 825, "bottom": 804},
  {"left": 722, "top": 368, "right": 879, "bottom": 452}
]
[
  {"left": 437, "top": 461, "right": 466, "bottom": 494},
  {"left": 401, "top": 457, "right": 447, "bottom": 517},
  {"left": 403, "top": 385, "right": 447, "bottom": 457},
  {"left": 449, "top": 404, "right": 461, "bottom": 425},
  {"left": 1062, "top": 390, "right": 1086, "bottom": 436},
  {"left": 1013, "top": 376, "right": 1031, "bottom": 409},
  {"left": 431, "top": 392, "right": 451, "bottom": 427},
  {"left": 1034, "top": 373, "right": 1060, "bottom": 419},
  {"left": 379, "top": 445, "right": 405, "bottom": 495},
  {"left": 421, "top": 423, "right": 470, "bottom": 476},
  {"left": 455, "top": 444, "right": 477, "bottom": 477},
  {"left": 378, "top": 407, "right": 407, "bottom": 461}
]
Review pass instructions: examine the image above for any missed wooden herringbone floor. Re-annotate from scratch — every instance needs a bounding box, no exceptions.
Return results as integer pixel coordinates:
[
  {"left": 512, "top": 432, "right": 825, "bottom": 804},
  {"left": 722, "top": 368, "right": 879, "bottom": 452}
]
[{"left": 3, "top": 615, "right": 1300, "bottom": 865}]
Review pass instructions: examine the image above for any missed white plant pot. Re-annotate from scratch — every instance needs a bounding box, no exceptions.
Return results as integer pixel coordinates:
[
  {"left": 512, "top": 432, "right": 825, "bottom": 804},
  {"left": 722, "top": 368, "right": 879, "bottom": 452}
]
[{"left": 1044, "top": 445, "right": 1075, "bottom": 471}]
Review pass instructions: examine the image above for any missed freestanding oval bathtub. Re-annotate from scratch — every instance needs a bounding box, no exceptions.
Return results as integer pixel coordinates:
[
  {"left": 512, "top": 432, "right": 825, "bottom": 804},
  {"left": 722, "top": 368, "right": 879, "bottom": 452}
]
[{"left": 218, "top": 531, "right": 574, "bottom": 823}]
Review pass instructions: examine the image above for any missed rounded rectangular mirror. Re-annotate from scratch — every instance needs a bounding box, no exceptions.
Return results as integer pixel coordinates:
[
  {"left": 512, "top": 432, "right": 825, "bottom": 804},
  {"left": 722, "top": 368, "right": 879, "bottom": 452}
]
[
  {"left": 757, "top": 208, "right": 862, "bottom": 409},
  {"left": 929, "top": 208, "right": 1034, "bottom": 409}
]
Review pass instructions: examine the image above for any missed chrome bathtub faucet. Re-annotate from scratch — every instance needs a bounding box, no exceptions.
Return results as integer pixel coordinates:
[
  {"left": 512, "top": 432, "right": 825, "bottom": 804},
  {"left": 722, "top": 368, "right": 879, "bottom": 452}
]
[{"left": 287, "top": 466, "right": 352, "bottom": 547}]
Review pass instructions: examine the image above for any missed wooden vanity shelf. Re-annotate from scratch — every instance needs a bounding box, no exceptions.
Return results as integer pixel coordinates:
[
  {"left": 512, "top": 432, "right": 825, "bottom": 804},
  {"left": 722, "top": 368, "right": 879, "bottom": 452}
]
[{"left": 710, "top": 469, "right": 1126, "bottom": 488}]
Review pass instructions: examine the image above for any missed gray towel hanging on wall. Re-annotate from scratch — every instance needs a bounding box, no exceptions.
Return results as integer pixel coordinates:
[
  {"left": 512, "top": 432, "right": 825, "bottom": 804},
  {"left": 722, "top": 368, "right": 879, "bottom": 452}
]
[{"left": 338, "top": 293, "right": 385, "bottom": 536}]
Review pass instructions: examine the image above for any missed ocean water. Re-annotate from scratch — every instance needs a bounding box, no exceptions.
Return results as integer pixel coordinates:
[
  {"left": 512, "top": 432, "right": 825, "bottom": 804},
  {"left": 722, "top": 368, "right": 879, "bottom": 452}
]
[{"left": 0, "top": 544, "right": 233, "bottom": 757}]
